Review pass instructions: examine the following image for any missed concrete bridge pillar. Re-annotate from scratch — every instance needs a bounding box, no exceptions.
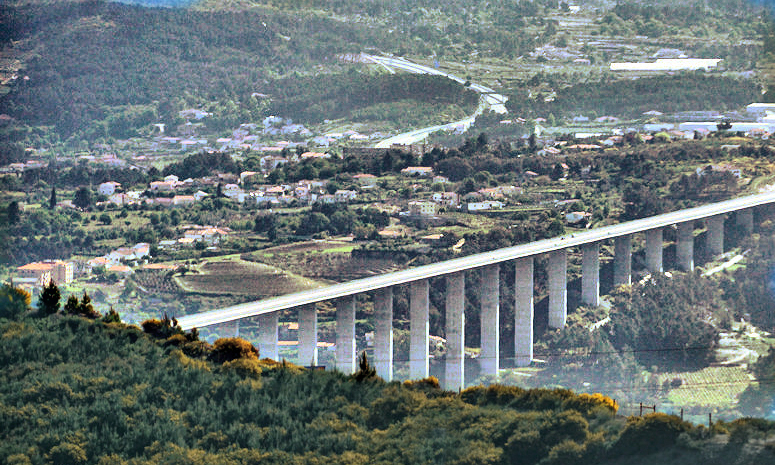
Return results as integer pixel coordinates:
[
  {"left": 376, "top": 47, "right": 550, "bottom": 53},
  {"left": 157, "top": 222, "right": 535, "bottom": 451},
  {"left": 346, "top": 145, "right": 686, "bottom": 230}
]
[
  {"left": 336, "top": 296, "right": 356, "bottom": 374},
  {"left": 707, "top": 215, "right": 725, "bottom": 256},
  {"left": 581, "top": 243, "right": 600, "bottom": 306},
  {"left": 445, "top": 272, "right": 465, "bottom": 391},
  {"left": 737, "top": 209, "right": 753, "bottom": 234},
  {"left": 514, "top": 257, "right": 534, "bottom": 366},
  {"left": 613, "top": 234, "right": 632, "bottom": 286},
  {"left": 298, "top": 304, "right": 318, "bottom": 367},
  {"left": 677, "top": 221, "right": 694, "bottom": 272},
  {"left": 257, "top": 312, "right": 279, "bottom": 361},
  {"left": 645, "top": 228, "right": 663, "bottom": 273},
  {"left": 480, "top": 264, "right": 500, "bottom": 377},
  {"left": 410, "top": 279, "right": 430, "bottom": 379},
  {"left": 548, "top": 250, "right": 567, "bottom": 329},
  {"left": 374, "top": 287, "right": 393, "bottom": 381}
]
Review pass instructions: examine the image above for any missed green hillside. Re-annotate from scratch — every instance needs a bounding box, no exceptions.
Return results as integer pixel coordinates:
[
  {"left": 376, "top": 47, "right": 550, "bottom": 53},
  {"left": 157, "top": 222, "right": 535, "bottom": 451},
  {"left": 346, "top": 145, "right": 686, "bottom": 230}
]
[
  {"left": 2, "top": 311, "right": 775, "bottom": 464},
  {"left": 0, "top": 0, "right": 768, "bottom": 148}
]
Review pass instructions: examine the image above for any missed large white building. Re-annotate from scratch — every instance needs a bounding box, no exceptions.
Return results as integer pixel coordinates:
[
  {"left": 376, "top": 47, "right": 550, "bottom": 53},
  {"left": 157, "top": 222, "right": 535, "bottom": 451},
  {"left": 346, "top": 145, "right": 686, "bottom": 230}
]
[
  {"left": 747, "top": 103, "right": 775, "bottom": 117},
  {"left": 610, "top": 58, "right": 721, "bottom": 71}
]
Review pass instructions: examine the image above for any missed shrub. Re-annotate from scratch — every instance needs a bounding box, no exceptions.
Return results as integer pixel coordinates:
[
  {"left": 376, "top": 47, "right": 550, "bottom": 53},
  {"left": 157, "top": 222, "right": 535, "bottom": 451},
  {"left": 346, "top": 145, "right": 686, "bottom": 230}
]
[
  {"left": 403, "top": 376, "right": 441, "bottom": 391},
  {"left": 210, "top": 337, "right": 259, "bottom": 363},
  {"left": 0, "top": 284, "right": 31, "bottom": 319},
  {"left": 460, "top": 384, "right": 526, "bottom": 406},
  {"left": 141, "top": 314, "right": 183, "bottom": 339},
  {"left": 222, "top": 357, "right": 264, "bottom": 378},
  {"left": 613, "top": 413, "right": 692, "bottom": 456},
  {"left": 48, "top": 442, "right": 88, "bottom": 465}
]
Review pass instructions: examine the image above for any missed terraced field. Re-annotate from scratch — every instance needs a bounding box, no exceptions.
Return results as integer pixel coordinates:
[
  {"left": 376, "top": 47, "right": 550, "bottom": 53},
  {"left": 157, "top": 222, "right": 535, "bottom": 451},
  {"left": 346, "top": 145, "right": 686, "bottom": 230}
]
[
  {"left": 177, "top": 258, "right": 322, "bottom": 297},
  {"left": 245, "top": 239, "right": 406, "bottom": 282}
]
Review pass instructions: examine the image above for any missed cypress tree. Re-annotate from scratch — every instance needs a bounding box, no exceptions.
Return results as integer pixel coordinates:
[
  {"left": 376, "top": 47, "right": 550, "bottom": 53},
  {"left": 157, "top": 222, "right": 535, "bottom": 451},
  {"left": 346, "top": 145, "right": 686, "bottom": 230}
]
[{"left": 49, "top": 186, "right": 57, "bottom": 210}]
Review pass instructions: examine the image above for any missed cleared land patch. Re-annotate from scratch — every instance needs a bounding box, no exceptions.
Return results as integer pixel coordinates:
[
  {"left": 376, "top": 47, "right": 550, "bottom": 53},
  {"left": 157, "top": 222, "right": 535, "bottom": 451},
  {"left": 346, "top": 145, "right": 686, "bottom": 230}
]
[{"left": 177, "top": 259, "right": 321, "bottom": 297}]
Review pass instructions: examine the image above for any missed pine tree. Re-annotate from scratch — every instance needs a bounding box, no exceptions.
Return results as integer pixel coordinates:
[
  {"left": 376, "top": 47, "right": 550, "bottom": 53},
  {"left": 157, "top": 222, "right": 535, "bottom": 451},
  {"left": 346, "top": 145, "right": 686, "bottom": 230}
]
[
  {"left": 37, "top": 280, "right": 61, "bottom": 315},
  {"left": 77, "top": 292, "right": 99, "bottom": 319},
  {"left": 63, "top": 295, "right": 79, "bottom": 315}
]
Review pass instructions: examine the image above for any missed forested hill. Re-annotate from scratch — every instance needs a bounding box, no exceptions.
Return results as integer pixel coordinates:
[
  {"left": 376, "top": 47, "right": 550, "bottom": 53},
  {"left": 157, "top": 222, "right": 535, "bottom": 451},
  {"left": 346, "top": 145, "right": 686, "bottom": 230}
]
[
  {"left": 0, "top": 1, "right": 371, "bottom": 136},
  {"left": 2, "top": 311, "right": 775, "bottom": 464}
]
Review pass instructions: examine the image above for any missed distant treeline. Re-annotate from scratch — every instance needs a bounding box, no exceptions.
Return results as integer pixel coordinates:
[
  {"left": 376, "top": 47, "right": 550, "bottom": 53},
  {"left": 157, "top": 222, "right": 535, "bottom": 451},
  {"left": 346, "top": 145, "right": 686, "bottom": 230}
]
[{"left": 506, "top": 74, "right": 760, "bottom": 119}]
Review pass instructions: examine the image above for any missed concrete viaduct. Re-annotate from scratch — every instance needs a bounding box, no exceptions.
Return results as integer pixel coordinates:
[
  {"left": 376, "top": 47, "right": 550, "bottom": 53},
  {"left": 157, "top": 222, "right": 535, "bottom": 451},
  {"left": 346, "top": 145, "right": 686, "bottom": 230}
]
[{"left": 176, "top": 191, "right": 775, "bottom": 390}]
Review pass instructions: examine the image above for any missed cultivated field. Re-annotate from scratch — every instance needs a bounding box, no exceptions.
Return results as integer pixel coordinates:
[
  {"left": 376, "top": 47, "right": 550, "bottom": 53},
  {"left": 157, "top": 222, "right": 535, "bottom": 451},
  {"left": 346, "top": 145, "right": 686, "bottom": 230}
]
[
  {"left": 177, "top": 258, "right": 322, "bottom": 297},
  {"left": 245, "top": 239, "right": 406, "bottom": 282}
]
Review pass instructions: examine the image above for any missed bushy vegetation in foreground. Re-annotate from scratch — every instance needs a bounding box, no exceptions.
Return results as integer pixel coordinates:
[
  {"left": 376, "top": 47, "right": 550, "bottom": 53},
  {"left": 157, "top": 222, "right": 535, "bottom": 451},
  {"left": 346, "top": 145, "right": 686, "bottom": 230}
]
[{"left": 2, "top": 309, "right": 775, "bottom": 464}]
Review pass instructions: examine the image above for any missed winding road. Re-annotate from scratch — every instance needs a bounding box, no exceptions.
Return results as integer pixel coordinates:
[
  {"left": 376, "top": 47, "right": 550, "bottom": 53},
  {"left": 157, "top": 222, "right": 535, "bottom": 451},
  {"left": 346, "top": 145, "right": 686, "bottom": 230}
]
[{"left": 362, "top": 54, "right": 508, "bottom": 148}]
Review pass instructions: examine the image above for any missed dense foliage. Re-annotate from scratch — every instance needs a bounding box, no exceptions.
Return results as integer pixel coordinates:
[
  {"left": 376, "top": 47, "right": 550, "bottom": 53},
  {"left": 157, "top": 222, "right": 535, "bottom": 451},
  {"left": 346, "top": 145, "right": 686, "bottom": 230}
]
[
  {"left": 0, "top": 1, "right": 476, "bottom": 141},
  {"left": 608, "top": 274, "right": 722, "bottom": 369},
  {"left": 2, "top": 312, "right": 775, "bottom": 465}
]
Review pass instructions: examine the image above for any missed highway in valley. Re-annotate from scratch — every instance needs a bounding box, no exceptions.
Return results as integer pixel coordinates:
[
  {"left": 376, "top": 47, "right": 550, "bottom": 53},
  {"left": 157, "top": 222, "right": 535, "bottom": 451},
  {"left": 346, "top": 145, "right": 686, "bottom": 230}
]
[{"left": 362, "top": 54, "right": 508, "bottom": 148}]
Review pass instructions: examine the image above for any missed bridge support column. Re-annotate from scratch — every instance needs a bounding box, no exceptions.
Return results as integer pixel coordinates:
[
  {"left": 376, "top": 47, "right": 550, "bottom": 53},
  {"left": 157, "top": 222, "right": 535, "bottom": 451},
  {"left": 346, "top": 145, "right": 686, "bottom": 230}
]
[
  {"left": 581, "top": 243, "right": 600, "bottom": 306},
  {"left": 374, "top": 287, "right": 393, "bottom": 381},
  {"left": 548, "top": 250, "right": 567, "bottom": 329},
  {"left": 737, "top": 209, "right": 753, "bottom": 234},
  {"left": 480, "top": 264, "right": 500, "bottom": 377},
  {"left": 336, "top": 296, "right": 356, "bottom": 374},
  {"left": 514, "top": 257, "right": 534, "bottom": 366},
  {"left": 677, "top": 221, "right": 694, "bottom": 272},
  {"left": 257, "top": 312, "right": 279, "bottom": 361},
  {"left": 707, "top": 215, "right": 725, "bottom": 256},
  {"left": 645, "top": 228, "right": 663, "bottom": 273},
  {"left": 298, "top": 304, "right": 318, "bottom": 367},
  {"left": 613, "top": 235, "right": 632, "bottom": 286},
  {"left": 445, "top": 272, "right": 465, "bottom": 391},
  {"left": 410, "top": 279, "right": 429, "bottom": 380}
]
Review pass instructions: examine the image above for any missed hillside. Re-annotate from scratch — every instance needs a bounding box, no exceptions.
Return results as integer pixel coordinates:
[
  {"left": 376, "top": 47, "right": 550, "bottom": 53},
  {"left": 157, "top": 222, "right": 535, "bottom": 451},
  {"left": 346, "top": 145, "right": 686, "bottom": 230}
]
[
  {"left": 2, "top": 312, "right": 775, "bottom": 464},
  {"left": 0, "top": 0, "right": 768, "bottom": 150}
]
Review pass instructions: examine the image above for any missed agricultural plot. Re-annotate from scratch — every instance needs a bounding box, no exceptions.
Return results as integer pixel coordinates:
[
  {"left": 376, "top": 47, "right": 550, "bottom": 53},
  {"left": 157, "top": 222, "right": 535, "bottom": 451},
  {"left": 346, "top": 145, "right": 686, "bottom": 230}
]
[
  {"left": 661, "top": 366, "right": 752, "bottom": 408},
  {"left": 133, "top": 270, "right": 181, "bottom": 294},
  {"left": 177, "top": 258, "right": 321, "bottom": 297},
  {"left": 244, "top": 239, "right": 405, "bottom": 282}
]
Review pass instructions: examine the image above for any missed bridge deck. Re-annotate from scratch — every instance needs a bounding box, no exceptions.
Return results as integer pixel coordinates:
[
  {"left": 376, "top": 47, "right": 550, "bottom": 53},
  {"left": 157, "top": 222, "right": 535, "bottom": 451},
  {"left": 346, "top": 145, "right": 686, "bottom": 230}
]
[{"left": 176, "top": 191, "right": 775, "bottom": 330}]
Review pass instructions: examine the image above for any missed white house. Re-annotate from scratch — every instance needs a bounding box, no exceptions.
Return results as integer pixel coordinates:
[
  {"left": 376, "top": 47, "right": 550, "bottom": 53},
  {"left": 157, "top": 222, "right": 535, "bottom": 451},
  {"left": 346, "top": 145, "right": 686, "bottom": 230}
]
[
  {"left": 150, "top": 181, "right": 174, "bottom": 192},
  {"left": 431, "top": 192, "right": 459, "bottom": 207},
  {"left": 98, "top": 181, "right": 121, "bottom": 196},
  {"left": 565, "top": 211, "right": 591, "bottom": 224},
  {"left": 408, "top": 200, "right": 438, "bottom": 216},
  {"left": 401, "top": 166, "right": 433, "bottom": 177},
  {"left": 334, "top": 190, "right": 357, "bottom": 203},
  {"left": 172, "top": 195, "right": 196, "bottom": 206},
  {"left": 466, "top": 200, "right": 504, "bottom": 212},
  {"left": 353, "top": 174, "right": 377, "bottom": 187}
]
